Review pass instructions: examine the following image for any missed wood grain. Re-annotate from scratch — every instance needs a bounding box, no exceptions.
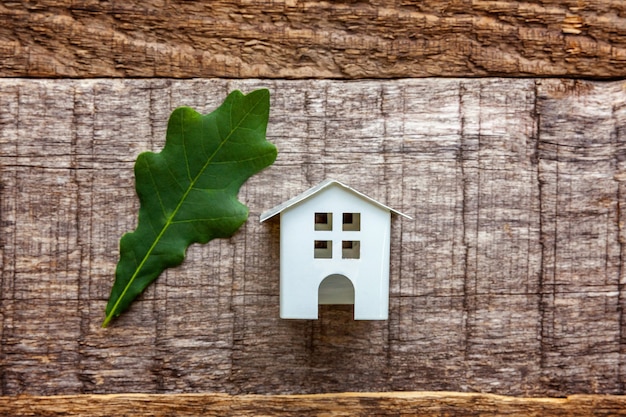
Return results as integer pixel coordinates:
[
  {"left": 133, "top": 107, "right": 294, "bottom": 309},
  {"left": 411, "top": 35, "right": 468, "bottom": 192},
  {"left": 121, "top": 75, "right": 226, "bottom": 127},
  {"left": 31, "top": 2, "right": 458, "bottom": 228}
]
[
  {"left": 1, "top": 1, "right": 626, "bottom": 78},
  {"left": 2, "top": 392, "right": 626, "bottom": 417},
  {"left": 0, "top": 78, "right": 625, "bottom": 397}
]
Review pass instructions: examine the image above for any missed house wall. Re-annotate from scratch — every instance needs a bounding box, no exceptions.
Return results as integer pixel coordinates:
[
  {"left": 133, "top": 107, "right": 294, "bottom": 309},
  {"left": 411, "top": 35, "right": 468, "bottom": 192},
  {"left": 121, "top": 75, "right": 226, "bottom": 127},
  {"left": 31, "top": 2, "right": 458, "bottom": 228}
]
[{"left": 279, "top": 184, "right": 391, "bottom": 319}]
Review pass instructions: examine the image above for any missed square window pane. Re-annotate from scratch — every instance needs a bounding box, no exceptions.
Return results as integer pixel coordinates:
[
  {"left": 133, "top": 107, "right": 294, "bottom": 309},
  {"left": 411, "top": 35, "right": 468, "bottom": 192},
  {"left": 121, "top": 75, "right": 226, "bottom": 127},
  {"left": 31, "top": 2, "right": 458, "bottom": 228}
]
[
  {"left": 342, "top": 240, "right": 360, "bottom": 259},
  {"left": 315, "top": 212, "right": 333, "bottom": 231},
  {"left": 314, "top": 240, "right": 332, "bottom": 258},
  {"left": 342, "top": 212, "right": 360, "bottom": 231}
]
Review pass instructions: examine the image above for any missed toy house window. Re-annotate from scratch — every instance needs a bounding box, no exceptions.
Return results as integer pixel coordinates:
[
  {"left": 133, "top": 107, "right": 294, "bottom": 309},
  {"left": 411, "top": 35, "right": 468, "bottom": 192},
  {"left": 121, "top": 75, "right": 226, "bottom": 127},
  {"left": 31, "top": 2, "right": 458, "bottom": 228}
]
[
  {"left": 315, "top": 212, "right": 333, "bottom": 231},
  {"left": 342, "top": 240, "right": 360, "bottom": 259},
  {"left": 342, "top": 213, "right": 361, "bottom": 231},
  {"left": 314, "top": 240, "right": 333, "bottom": 259}
]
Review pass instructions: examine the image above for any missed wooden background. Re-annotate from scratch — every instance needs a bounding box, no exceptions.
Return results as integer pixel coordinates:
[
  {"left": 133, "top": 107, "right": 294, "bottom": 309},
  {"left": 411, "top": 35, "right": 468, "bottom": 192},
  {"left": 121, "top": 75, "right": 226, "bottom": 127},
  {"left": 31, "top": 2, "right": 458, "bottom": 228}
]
[
  {"left": 1, "top": 0, "right": 626, "bottom": 78},
  {"left": 2, "top": 0, "right": 626, "bottom": 414},
  {"left": 2, "top": 77, "right": 625, "bottom": 397}
]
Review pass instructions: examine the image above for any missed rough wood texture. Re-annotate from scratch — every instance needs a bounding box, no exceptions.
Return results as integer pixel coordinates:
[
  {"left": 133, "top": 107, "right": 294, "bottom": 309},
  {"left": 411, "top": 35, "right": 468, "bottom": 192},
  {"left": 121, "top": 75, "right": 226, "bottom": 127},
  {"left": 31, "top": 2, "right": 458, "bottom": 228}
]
[
  {"left": 2, "top": 392, "right": 626, "bottom": 417},
  {"left": 1, "top": 1, "right": 626, "bottom": 79},
  {"left": 0, "top": 78, "right": 625, "bottom": 397}
]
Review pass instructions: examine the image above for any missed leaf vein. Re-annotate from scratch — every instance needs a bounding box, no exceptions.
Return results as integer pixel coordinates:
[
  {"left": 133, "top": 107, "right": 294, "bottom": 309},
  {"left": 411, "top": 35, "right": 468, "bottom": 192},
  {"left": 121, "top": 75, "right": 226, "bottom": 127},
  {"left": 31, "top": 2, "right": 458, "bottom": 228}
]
[
  {"left": 144, "top": 157, "right": 168, "bottom": 217},
  {"left": 181, "top": 109, "right": 193, "bottom": 182},
  {"left": 170, "top": 216, "right": 241, "bottom": 224}
]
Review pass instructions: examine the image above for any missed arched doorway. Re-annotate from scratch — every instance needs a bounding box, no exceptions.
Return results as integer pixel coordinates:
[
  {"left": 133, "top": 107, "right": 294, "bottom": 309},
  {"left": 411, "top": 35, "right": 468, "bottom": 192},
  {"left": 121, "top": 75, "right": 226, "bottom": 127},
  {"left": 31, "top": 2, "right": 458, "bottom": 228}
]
[{"left": 318, "top": 274, "right": 355, "bottom": 305}]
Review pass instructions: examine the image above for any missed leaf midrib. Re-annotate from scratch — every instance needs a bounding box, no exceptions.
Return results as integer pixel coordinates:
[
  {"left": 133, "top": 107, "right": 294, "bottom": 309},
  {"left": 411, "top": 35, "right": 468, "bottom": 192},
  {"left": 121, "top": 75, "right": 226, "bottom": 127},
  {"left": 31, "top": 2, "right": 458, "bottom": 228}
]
[{"left": 103, "top": 95, "right": 265, "bottom": 327}]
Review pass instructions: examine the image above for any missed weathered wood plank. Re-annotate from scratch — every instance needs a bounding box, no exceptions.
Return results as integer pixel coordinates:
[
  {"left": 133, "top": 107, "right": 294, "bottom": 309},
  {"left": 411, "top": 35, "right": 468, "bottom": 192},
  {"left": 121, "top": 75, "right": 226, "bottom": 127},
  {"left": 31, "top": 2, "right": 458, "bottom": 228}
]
[
  {"left": 0, "top": 79, "right": 625, "bottom": 396},
  {"left": 2, "top": 392, "right": 626, "bottom": 417},
  {"left": 1, "top": 1, "right": 626, "bottom": 78},
  {"left": 537, "top": 81, "right": 625, "bottom": 394}
]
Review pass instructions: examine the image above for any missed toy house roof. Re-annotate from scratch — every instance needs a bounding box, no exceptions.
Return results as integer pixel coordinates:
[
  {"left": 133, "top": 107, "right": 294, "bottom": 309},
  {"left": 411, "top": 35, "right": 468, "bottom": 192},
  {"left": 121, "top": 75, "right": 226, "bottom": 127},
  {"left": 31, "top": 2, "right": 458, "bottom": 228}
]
[{"left": 260, "top": 179, "right": 412, "bottom": 222}]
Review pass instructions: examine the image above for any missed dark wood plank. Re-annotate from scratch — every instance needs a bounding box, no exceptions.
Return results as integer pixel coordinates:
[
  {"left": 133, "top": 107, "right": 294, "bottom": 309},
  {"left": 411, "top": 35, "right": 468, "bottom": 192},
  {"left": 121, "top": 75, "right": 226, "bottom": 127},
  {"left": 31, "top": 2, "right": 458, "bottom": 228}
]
[
  {"left": 1, "top": 1, "right": 626, "bottom": 78},
  {"left": 0, "top": 79, "right": 625, "bottom": 396}
]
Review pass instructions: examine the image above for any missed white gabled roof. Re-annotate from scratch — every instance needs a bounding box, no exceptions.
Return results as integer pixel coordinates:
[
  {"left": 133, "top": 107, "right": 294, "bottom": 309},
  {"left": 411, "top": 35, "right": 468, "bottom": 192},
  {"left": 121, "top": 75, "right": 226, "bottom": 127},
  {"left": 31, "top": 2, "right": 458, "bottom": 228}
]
[{"left": 260, "top": 179, "right": 412, "bottom": 222}]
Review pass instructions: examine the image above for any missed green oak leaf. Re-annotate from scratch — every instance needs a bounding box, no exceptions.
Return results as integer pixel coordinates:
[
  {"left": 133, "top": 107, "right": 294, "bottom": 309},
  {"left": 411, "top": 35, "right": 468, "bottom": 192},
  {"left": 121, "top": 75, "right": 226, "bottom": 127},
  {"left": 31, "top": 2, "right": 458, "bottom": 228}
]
[{"left": 102, "top": 89, "right": 276, "bottom": 328}]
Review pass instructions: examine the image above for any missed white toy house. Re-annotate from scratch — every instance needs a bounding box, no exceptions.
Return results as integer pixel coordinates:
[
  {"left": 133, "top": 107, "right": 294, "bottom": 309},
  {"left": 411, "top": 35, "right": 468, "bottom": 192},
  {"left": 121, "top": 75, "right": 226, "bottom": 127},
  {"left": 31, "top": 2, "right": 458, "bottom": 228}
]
[{"left": 260, "top": 179, "right": 411, "bottom": 320}]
